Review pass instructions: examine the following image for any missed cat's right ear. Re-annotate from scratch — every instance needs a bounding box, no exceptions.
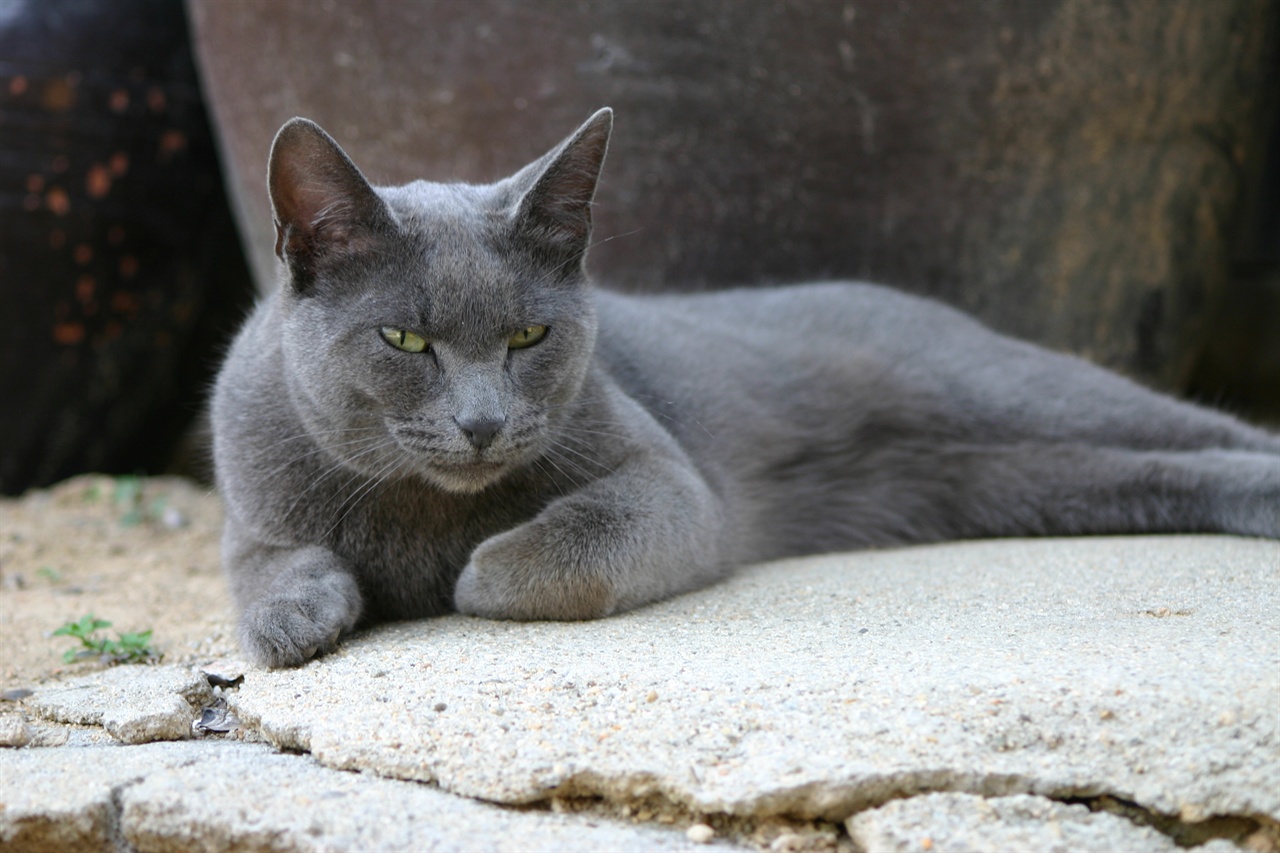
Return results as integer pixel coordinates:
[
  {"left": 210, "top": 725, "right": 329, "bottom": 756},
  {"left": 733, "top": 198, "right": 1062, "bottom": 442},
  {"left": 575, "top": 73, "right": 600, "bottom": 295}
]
[{"left": 267, "top": 118, "right": 393, "bottom": 292}]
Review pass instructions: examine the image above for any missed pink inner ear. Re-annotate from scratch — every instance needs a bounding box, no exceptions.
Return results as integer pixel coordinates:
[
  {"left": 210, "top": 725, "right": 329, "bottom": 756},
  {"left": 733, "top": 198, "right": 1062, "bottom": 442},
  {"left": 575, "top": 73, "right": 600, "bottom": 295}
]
[
  {"left": 275, "top": 210, "right": 380, "bottom": 265},
  {"left": 268, "top": 120, "right": 389, "bottom": 265},
  {"left": 272, "top": 160, "right": 352, "bottom": 240}
]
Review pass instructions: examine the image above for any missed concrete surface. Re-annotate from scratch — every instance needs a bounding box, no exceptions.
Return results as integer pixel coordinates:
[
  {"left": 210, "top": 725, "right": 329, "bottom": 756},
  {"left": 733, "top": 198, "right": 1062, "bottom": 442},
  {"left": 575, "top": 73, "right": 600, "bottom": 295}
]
[
  {"left": 0, "top": 741, "right": 733, "bottom": 852},
  {"left": 3, "top": 535, "right": 1278, "bottom": 851},
  {"left": 27, "top": 665, "right": 212, "bottom": 744}
]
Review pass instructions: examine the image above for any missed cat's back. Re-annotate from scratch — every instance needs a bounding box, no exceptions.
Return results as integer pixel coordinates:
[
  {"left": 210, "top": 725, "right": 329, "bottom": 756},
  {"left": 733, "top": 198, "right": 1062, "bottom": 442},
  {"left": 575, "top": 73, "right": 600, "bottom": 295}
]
[
  {"left": 591, "top": 282, "right": 941, "bottom": 469},
  {"left": 593, "top": 281, "right": 982, "bottom": 421},
  {"left": 595, "top": 281, "right": 981, "bottom": 371},
  {"left": 592, "top": 279, "right": 1221, "bottom": 498}
]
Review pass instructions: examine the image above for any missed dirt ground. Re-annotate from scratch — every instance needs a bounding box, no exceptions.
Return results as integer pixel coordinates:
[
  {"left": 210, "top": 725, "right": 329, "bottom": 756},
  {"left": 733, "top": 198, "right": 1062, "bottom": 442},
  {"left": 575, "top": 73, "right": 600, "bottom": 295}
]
[{"left": 0, "top": 475, "right": 238, "bottom": 695}]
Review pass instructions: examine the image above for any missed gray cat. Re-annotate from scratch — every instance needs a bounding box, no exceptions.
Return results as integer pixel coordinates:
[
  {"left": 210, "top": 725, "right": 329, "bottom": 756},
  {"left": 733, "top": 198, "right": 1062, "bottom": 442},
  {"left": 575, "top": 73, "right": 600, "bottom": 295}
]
[{"left": 212, "top": 108, "right": 1280, "bottom": 668}]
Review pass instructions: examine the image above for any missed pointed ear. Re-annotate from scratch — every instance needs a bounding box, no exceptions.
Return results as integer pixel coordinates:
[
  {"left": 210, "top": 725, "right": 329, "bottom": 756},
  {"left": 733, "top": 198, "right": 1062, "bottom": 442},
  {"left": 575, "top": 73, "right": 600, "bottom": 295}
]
[
  {"left": 267, "top": 118, "right": 393, "bottom": 290},
  {"left": 512, "top": 107, "right": 612, "bottom": 265}
]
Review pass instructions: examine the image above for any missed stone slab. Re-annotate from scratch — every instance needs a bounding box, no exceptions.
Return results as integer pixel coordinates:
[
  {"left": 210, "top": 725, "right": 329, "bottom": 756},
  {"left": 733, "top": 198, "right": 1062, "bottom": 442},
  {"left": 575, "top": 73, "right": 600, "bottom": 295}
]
[
  {"left": 0, "top": 741, "right": 221, "bottom": 853},
  {"left": 27, "top": 665, "right": 212, "bottom": 744},
  {"left": 221, "top": 536, "right": 1280, "bottom": 828},
  {"left": 0, "top": 741, "right": 740, "bottom": 852}
]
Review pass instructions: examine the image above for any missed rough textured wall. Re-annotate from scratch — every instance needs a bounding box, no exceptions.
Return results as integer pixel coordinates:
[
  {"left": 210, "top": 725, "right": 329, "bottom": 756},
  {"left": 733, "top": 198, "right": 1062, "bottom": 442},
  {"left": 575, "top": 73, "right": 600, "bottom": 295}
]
[{"left": 188, "top": 0, "right": 1278, "bottom": 405}]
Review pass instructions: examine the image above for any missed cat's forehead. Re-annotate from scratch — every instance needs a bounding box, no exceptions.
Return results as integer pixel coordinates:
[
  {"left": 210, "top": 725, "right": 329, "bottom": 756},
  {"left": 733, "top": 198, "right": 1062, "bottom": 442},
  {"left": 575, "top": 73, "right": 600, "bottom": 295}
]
[
  {"left": 377, "top": 181, "right": 508, "bottom": 270},
  {"left": 378, "top": 180, "right": 506, "bottom": 229},
  {"left": 361, "top": 180, "right": 537, "bottom": 331}
]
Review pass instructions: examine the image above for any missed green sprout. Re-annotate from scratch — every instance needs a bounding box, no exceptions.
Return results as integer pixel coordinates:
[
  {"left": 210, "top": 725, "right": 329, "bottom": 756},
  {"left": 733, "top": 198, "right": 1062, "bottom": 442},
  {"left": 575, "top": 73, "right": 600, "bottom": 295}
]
[
  {"left": 113, "top": 475, "right": 144, "bottom": 526},
  {"left": 52, "top": 614, "right": 160, "bottom": 665},
  {"left": 111, "top": 475, "right": 169, "bottom": 527}
]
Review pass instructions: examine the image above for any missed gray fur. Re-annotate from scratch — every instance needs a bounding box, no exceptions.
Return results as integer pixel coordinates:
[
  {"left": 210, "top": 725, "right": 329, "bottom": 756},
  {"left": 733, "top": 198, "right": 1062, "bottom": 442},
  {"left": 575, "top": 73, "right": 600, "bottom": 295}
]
[{"left": 212, "top": 108, "right": 1280, "bottom": 667}]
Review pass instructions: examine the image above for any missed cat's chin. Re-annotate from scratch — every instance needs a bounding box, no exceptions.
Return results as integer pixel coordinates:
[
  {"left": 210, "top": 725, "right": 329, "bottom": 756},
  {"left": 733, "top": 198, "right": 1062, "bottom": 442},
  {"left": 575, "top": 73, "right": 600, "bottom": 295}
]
[{"left": 421, "top": 460, "right": 511, "bottom": 494}]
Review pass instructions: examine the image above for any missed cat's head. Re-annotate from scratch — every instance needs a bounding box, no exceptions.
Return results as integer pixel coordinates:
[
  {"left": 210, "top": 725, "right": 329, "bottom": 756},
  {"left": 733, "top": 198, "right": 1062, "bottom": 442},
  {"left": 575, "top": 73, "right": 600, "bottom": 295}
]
[{"left": 265, "top": 109, "right": 612, "bottom": 494}]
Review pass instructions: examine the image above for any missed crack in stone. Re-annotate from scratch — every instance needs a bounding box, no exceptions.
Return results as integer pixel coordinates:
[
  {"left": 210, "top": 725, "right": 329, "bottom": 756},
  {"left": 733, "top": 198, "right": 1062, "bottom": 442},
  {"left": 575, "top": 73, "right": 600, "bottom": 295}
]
[
  {"left": 458, "top": 768, "right": 1279, "bottom": 852},
  {"left": 104, "top": 777, "right": 146, "bottom": 853},
  {"left": 1058, "top": 793, "right": 1275, "bottom": 849},
  {"left": 500, "top": 790, "right": 848, "bottom": 852}
]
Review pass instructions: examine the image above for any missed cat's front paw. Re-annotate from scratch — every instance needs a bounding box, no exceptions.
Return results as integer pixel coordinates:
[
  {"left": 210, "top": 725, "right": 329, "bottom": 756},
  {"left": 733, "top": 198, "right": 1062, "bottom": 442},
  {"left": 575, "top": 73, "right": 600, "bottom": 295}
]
[
  {"left": 239, "top": 573, "right": 361, "bottom": 668},
  {"left": 454, "top": 522, "right": 619, "bottom": 621}
]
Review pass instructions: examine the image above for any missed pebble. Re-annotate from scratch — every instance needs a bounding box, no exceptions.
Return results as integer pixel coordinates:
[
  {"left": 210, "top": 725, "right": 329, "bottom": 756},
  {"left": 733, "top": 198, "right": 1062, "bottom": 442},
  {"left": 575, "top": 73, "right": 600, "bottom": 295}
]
[
  {"left": 161, "top": 506, "right": 190, "bottom": 529},
  {"left": 686, "top": 823, "right": 715, "bottom": 843},
  {"left": 0, "top": 712, "right": 33, "bottom": 747}
]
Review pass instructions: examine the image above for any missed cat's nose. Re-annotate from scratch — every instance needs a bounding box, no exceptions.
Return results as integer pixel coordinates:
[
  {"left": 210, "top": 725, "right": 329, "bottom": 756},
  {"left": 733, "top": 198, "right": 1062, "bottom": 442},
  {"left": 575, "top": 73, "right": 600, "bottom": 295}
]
[{"left": 456, "top": 415, "right": 504, "bottom": 449}]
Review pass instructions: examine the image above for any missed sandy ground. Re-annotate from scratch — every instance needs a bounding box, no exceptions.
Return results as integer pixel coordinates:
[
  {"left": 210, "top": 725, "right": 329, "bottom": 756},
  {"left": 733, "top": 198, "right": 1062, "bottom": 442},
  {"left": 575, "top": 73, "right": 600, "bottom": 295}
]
[{"left": 0, "top": 475, "right": 238, "bottom": 695}]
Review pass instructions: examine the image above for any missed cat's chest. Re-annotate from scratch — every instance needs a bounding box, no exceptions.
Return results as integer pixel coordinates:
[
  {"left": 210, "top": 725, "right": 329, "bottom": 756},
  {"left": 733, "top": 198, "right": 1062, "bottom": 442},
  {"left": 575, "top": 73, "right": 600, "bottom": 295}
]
[{"left": 318, "top": 474, "right": 549, "bottom": 618}]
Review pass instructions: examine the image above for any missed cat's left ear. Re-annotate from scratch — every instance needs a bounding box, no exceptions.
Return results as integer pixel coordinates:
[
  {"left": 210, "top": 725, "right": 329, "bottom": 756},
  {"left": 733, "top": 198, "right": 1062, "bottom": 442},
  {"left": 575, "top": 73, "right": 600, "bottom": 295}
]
[{"left": 511, "top": 107, "right": 613, "bottom": 267}]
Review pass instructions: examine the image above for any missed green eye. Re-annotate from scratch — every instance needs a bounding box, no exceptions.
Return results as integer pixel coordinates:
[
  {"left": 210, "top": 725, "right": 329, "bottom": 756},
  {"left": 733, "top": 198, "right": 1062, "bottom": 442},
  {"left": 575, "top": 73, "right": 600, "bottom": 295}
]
[
  {"left": 508, "top": 325, "right": 547, "bottom": 349},
  {"left": 380, "top": 326, "right": 429, "bottom": 353}
]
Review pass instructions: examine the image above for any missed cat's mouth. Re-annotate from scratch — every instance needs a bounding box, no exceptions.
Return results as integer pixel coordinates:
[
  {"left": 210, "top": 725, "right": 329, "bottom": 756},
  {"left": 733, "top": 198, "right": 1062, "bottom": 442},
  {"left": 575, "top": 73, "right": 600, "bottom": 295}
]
[
  {"left": 387, "top": 424, "right": 528, "bottom": 493},
  {"left": 422, "top": 458, "right": 512, "bottom": 494}
]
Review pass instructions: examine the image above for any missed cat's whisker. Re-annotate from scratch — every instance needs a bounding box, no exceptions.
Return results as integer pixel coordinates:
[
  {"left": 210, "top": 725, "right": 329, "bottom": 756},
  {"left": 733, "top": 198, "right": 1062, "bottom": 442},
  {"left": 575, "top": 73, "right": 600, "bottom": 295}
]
[
  {"left": 589, "top": 227, "right": 643, "bottom": 247},
  {"left": 545, "top": 439, "right": 615, "bottom": 478},
  {"left": 530, "top": 456, "right": 570, "bottom": 496},
  {"left": 542, "top": 448, "right": 598, "bottom": 483},
  {"left": 320, "top": 450, "right": 408, "bottom": 542},
  {"left": 254, "top": 424, "right": 385, "bottom": 455},
  {"left": 259, "top": 430, "right": 392, "bottom": 482},
  {"left": 555, "top": 425, "right": 645, "bottom": 445},
  {"left": 282, "top": 435, "right": 401, "bottom": 523},
  {"left": 248, "top": 424, "right": 386, "bottom": 472}
]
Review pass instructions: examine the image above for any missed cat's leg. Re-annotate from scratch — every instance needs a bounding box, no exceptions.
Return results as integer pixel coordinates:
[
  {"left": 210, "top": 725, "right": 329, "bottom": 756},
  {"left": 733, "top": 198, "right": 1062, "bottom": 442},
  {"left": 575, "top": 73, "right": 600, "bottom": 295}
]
[
  {"left": 226, "top": 538, "right": 363, "bottom": 668},
  {"left": 920, "top": 322, "right": 1280, "bottom": 454},
  {"left": 1039, "top": 378, "right": 1280, "bottom": 455},
  {"left": 454, "top": 446, "right": 725, "bottom": 621},
  {"left": 933, "top": 444, "right": 1280, "bottom": 540}
]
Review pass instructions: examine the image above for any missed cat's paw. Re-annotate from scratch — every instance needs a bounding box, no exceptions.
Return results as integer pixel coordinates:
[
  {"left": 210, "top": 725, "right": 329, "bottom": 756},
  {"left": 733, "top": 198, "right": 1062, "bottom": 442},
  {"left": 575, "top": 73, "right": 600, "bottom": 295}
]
[
  {"left": 238, "top": 573, "right": 361, "bottom": 668},
  {"left": 454, "top": 521, "right": 619, "bottom": 621}
]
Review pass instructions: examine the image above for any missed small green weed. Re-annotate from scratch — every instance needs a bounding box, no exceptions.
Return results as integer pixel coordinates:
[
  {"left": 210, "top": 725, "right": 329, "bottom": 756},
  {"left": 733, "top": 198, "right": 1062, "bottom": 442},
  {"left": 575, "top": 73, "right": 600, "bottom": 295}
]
[
  {"left": 82, "top": 475, "right": 170, "bottom": 526},
  {"left": 53, "top": 614, "right": 160, "bottom": 665},
  {"left": 113, "top": 475, "right": 170, "bottom": 527}
]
